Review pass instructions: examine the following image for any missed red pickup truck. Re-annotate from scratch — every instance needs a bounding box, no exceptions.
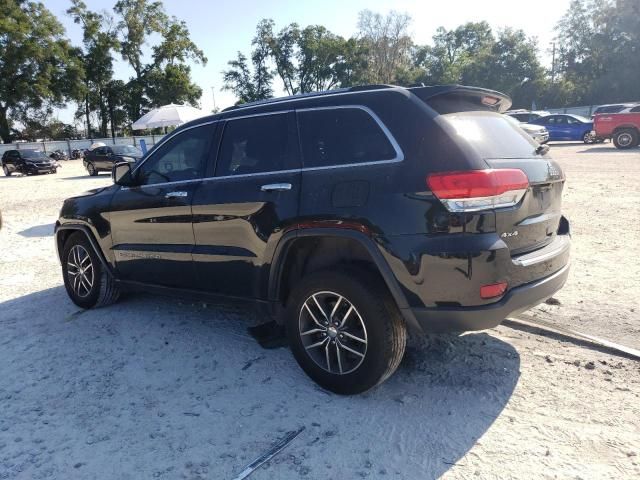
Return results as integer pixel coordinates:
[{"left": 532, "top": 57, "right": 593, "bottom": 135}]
[{"left": 593, "top": 109, "right": 640, "bottom": 149}]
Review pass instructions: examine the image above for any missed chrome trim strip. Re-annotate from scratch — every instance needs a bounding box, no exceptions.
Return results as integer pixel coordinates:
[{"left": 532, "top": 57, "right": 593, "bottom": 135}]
[
  {"left": 129, "top": 120, "right": 220, "bottom": 178},
  {"left": 122, "top": 105, "right": 404, "bottom": 190},
  {"left": 512, "top": 236, "right": 570, "bottom": 267},
  {"left": 296, "top": 105, "right": 404, "bottom": 164},
  {"left": 223, "top": 109, "right": 293, "bottom": 122}
]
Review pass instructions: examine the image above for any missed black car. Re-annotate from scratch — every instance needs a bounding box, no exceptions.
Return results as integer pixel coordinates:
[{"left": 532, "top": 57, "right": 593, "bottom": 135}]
[
  {"left": 83, "top": 145, "right": 142, "bottom": 176},
  {"left": 2, "top": 149, "right": 58, "bottom": 176},
  {"left": 55, "top": 84, "right": 570, "bottom": 394}
]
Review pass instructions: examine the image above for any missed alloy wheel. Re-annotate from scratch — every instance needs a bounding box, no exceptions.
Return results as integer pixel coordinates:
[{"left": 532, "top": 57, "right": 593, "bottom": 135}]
[
  {"left": 298, "top": 291, "right": 368, "bottom": 375},
  {"left": 67, "top": 245, "right": 94, "bottom": 298},
  {"left": 617, "top": 133, "right": 632, "bottom": 147}
]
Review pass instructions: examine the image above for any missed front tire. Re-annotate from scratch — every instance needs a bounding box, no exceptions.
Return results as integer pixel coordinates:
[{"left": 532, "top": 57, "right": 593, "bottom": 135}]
[
  {"left": 612, "top": 129, "right": 639, "bottom": 149},
  {"left": 2, "top": 165, "right": 10, "bottom": 176},
  {"left": 62, "top": 232, "right": 120, "bottom": 309},
  {"left": 86, "top": 162, "right": 98, "bottom": 176},
  {"left": 285, "top": 268, "right": 406, "bottom": 395}
]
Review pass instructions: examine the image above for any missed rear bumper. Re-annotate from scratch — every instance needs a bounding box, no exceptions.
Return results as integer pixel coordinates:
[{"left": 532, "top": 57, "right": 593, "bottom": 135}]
[{"left": 412, "top": 262, "right": 570, "bottom": 333}]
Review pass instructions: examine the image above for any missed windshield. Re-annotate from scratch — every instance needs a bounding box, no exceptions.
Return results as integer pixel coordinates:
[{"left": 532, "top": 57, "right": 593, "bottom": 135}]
[
  {"left": 21, "top": 150, "right": 49, "bottom": 160},
  {"left": 112, "top": 145, "right": 142, "bottom": 156},
  {"left": 572, "top": 115, "right": 591, "bottom": 123},
  {"left": 443, "top": 111, "right": 540, "bottom": 159}
]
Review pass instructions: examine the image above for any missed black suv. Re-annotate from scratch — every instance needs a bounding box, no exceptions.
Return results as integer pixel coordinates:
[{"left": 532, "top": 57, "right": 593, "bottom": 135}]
[
  {"left": 55, "top": 85, "right": 570, "bottom": 394},
  {"left": 2, "top": 149, "right": 58, "bottom": 176},
  {"left": 83, "top": 145, "right": 143, "bottom": 176}
]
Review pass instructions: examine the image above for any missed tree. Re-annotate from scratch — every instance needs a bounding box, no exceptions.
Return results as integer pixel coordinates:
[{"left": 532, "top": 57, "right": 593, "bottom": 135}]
[
  {"left": 357, "top": 10, "right": 413, "bottom": 84},
  {"left": 554, "top": 0, "right": 640, "bottom": 105},
  {"left": 67, "top": 0, "right": 119, "bottom": 138},
  {"left": 224, "top": 18, "right": 367, "bottom": 104},
  {"left": 114, "top": 0, "right": 206, "bottom": 122},
  {"left": 413, "top": 22, "right": 545, "bottom": 108},
  {"left": 0, "top": 0, "right": 82, "bottom": 143},
  {"left": 222, "top": 20, "right": 274, "bottom": 104}
]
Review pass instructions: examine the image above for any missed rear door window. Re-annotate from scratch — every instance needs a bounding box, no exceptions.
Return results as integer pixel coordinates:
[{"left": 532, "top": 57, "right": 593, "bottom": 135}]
[
  {"left": 215, "top": 113, "right": 296, "bottom": 176},
  {"left": 297, "top": 107, "right": 398, "bottom": 168},
  {"left": 442, "top": 111, "right": 540, "bottom": 159}
]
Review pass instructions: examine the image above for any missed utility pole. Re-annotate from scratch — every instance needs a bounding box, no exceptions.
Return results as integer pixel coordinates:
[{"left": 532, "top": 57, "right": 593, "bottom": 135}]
[
  {"left": 551, "top": 42, "right": 556, "bottom": 85},
  {"left": 211, "top": 86, "right": 217, "bottom": 112}
]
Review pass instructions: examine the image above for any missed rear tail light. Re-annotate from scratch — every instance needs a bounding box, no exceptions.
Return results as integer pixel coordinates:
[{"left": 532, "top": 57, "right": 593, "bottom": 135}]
[
  {"left": 427, "top": 169, "right": 529, "bottom": 212},
  {"left": 480, "top": 282, "right": 508, "bottom": 299}
]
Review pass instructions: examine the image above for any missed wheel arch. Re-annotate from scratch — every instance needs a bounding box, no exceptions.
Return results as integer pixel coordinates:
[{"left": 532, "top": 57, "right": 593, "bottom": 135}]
[
  {"left": 268, "top": 228, "right": 420, "bottom": 331},
  {"left": 55, "top": 223, "right": 115, "bottom": 278},
  {"left": 612, "top": 124, "right": 640, "bottom": 135}
]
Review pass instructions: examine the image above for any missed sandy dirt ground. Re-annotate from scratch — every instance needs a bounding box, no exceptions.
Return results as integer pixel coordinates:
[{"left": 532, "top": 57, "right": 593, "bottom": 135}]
[{"left": 0, "top": 144, "right": 638, "bottom": 479}]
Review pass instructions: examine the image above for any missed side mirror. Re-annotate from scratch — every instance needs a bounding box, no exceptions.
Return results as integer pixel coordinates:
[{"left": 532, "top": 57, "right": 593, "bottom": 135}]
[{"left": 112, "top": 161, "right": 134, "bottom": 186}]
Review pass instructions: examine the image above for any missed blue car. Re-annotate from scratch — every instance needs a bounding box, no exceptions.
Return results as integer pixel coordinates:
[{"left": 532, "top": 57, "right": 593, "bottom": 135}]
[{"left": 530, "top": 114, "right": 594, "bottom": 143}]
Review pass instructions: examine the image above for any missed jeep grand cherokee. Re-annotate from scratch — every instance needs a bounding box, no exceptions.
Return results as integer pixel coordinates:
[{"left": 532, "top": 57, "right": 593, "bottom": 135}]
[{"left": 55, "top": 84, "right": 570, "bottom": 394}]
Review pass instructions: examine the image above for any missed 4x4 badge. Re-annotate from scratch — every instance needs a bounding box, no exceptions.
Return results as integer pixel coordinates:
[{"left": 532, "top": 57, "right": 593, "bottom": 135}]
[{"left": 501, "top": 231, "right": 519, "bottom": 238}]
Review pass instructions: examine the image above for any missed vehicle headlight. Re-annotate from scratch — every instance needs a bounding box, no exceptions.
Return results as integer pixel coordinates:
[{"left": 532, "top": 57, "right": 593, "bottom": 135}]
[{"left": 121, "top": 156, "right": 135, "bottom": 162}]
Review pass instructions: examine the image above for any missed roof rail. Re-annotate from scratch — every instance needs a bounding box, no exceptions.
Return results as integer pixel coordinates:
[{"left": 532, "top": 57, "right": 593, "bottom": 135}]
[{"left": 222, "top": 84, "right": 398, "bottom": 112}]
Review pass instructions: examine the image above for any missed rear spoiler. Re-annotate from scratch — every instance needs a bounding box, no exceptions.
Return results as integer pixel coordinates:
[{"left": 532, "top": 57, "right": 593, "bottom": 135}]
[{"left": 408, "top": 85, "right": 513, "bottom": 114}]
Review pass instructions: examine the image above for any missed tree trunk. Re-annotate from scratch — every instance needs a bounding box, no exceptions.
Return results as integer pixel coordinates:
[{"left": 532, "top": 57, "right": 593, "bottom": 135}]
[
  {"left": 108, "top": 91, "right": 116, "bottom": 139},
  {"left": 0, "top": 105, "right": 11, "bottom": 144},
  {"left": 85, "top": 93, "right": 91, "bottom": 138},
  {"left": 99, "top": 88, "right": 108, "bottom": 138}
]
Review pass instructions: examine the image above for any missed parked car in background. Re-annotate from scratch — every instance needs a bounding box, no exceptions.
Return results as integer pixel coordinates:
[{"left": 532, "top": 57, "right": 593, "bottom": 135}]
[
  {"left": 506, "top": 109, "right": 551, "bottom": 122},
  {"left": 83, "top": 145, "right": 143, "bottom": 176},
  {"left": 592, "top": 103, "right": 638, "bottom": 116},
  {"left": 593, "top": 110, "right": 640, "bottom": 149},
  {"left": 49, "top": 149, "right": 69, "bottom": 161},
  {"left": 2, "top": 149, "right": 58, "bottom": 176},
  {"left": 617, "top": 104, "right": 640, "bottom": 114},
  {"left": 504, "top": 115, "right": 549, "bottom": 144},
  {"left": 530, "top": 114, "right": 595, "bottom": 143},
  {"left": 56, "top": 84, "right": 570, "bottom": 394}
]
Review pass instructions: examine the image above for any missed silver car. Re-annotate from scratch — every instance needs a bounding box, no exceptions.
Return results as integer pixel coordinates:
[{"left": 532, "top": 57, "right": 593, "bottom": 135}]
[{"left": 505, "top": 115, "right": 549, "bottom": 144}]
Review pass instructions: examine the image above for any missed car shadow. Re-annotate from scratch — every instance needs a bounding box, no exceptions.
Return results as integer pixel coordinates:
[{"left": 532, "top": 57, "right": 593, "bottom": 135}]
[
  {"left": 576, "top": 146, "right": 637, "bottom": 153},
  {"left": 18, "top": 223, "right": 55, "bottom": 238},
  {"left": 0, "top": 288, "right": 520, "bottom": 478}
]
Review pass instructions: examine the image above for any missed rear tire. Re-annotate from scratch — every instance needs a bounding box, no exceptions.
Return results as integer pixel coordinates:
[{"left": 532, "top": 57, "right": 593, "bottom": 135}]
[
  {"left": 612, "top": 129, "right": 638, "bottom": 149},
  {"left": 62, "top": 232, "right": 120, "bottom": 309},
  {"left": 285, "top": 268, "right": 406, "bottom": 395},
  {"left": 87, "top": 162, "right": 98, "bottom": 176},
  {"left": 2, "top": 165, "right": 10, "bottom": 176}
]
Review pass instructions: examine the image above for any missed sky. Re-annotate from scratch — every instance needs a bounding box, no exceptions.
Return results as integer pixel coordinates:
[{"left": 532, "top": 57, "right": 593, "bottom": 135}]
[{"left": 45, "top": 0, "right": 571, "bottom": 124}]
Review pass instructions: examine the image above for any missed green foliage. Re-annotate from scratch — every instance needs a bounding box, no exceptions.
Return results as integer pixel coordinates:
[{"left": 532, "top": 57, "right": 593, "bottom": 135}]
[
  {"left": 553, "top": 0, "right": 640, "bottom": 105},
  {"left": 356, "top": 10, "right": 414, "bottom": 84},
  {"left": 0, "top": 0, "right": 81, "bottom": 142},
  {"left": 67, "top": 0, "right": 120, "bottom": 137},
  {"left": 222, "top": 20, "right": 274, "bottom": 104},
  {"left": 114, "top": 0, "right": 207, "bottom": 123}
]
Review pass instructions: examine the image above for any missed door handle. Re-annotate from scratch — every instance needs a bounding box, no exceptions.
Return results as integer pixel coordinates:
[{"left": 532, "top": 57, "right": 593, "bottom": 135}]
[
  {"left": 260, "top": 183, "right": 292, "bottom": 192},
  {"left": 165, "top": 191, "right": 188, "bottom": 199}
]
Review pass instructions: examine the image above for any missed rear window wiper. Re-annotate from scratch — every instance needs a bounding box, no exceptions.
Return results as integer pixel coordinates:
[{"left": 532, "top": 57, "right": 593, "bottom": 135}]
[{"left": 535, "top": 144, "right": 550, "bottom": 156}]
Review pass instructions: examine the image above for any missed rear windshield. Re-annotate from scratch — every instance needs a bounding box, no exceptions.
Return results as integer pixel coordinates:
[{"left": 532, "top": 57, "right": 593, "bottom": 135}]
[
  {"left": 112, "top": 145, "right": 142, "bottom": 156},
  {"left": 442, "top": 111, "right": 540, "bottom": 159}
]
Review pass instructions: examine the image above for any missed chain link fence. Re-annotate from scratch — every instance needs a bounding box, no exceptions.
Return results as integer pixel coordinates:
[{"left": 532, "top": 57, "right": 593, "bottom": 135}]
[{"left": 0, "top": 135, "right": 166, "bottom": 156}]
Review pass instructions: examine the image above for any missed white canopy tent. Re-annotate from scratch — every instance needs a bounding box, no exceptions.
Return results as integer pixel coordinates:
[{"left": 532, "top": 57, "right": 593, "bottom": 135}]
[{"left": 131, "top": 104, "right": 207, "bottom": 130}]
